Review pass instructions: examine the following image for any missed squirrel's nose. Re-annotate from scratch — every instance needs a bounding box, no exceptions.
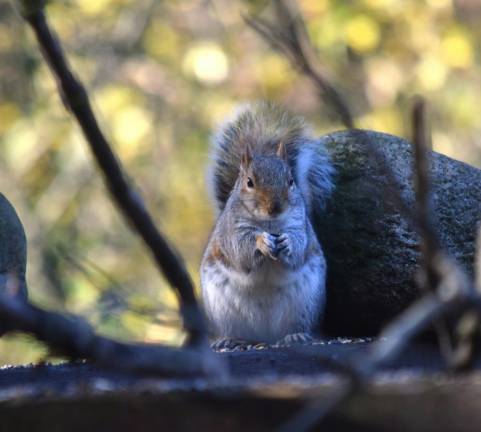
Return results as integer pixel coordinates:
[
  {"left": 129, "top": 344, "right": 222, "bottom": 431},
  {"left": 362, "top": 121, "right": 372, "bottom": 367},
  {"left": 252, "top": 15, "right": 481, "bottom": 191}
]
[{"left": 268, "top": 201, "right": 282, "bottom": 216}]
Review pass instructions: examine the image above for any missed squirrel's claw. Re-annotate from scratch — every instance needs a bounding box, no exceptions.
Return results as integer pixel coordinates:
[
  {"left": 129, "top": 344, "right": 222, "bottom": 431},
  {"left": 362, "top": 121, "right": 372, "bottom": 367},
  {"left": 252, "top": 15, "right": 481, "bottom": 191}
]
[
  {"left": 256, "top": 232, "right": 278, "bottom": 260},
  {"left": 211, "top": 338, "right": 250, "bottom": 351},
  {"left": 274, "top": 332, "right": 313, "bottom": 347},
  {"left": 276, "top": 233, "right": 292, "bottom": 257}
]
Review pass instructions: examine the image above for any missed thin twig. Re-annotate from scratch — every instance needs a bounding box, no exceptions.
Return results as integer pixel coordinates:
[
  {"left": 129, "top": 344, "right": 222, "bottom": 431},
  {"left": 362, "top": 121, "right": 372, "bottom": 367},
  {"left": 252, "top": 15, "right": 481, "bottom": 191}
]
[
  {"left": 412, "top": 97, "right": 441, "bottom": 287},
  {"left": 14, "top": 0, "right": 206, "bottom": 343},
  {"left": 244, "top": 0, "right": 354, "bottom": 128},
  {"left": 411, "top": 97, "right": 455, "bottom": 363}
]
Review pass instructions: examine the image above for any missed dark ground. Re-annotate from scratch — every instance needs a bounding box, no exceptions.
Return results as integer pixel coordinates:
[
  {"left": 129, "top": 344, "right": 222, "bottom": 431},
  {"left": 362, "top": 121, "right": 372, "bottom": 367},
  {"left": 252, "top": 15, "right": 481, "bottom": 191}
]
[{"left": 1, "top": 339, "right": 480, "bottom": 432}]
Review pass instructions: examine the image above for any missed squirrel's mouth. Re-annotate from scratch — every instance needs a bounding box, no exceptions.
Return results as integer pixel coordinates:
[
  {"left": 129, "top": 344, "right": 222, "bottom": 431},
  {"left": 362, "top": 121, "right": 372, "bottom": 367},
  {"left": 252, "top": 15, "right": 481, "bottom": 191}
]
[
  {"left": 242, "top": 198, "right": 286, "bottom": 220},
  {"left": 253, "top": 208, "right": 286, "bottom": 221},
  {"left": 251, "top": 201, "right": 284, "bottom": 219}
]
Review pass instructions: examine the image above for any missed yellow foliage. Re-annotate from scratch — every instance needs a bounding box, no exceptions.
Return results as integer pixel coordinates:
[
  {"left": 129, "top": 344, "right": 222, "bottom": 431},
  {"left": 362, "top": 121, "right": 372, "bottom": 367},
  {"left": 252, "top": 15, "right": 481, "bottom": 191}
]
[
  {"left": 3, "top": 121, "right": 38, "bottom": 171},
  {"left": 65, "top": 277, "right": 99, "bottom": 312},
  {"left": 34, "top": 64, "right": 57, "bottom": 95},
  {"left": 0, "top": 25, "right": 15, "bottom": 51},
  {"left": 299, "top": 0, "right": 328, "bottom": 16},
  {"left": 112, "top": 106, "right": 152, "bottom": 159},
  {"left": 448, "top": 89, "right": 479, "bottom": 127},
  {"left": 425, "top": 0, "right": 452, "bottom": 11},
  {"left": 0, "top": 103, "right": 20, "bottom": 134},
  {"left": 183, "top": 42, "right": 229, "bottom": 85},
  {"left": 95, "top": 85, "right": 138, "bottom": 114},
  {"left": 344, "top": 14, "right": 380, "bottom": 53},
  {"left": 143, "top": 22, "right": 182, "bottom": 61},
  {"left": 416, "top": 55, "right": 448, "bottom": 91},
  {"left": 0, "top": 335, "right": 47, "bottom": 365},
  {"left": 363, "top": 0, "right": 401, "bottom": 11},
  {"left": 198, "top": 95, "right": 237, "bottom": 126},
  {"left": 121, "top": 311, "right": 149, "bottom": 338},
  {"left": 359, "top": 107, "right": 403, "bottom": 135},
  {"left": 144, "top": 322, "right": 183, "bottom": 345},
  {"left": 256, "top": 54, "right": 293, "bottom": 95},
  {"left": 441, "top": 29, "right": 473, "bottom": 68},
  {"left": 75, "top": 0, "right": 118, "bottom": 15},
  {"left": 94, "top": 85, "right": 152, "bottom": 158},
  {"left": 309, "top": 15, "right": 342, "bottom": 49},
  {"left": 366, "top": 58, "right": 403, "bottom": 107},
  {"left": 432, "top": 132, "right": 454, "bottom": 158},
  {"left": 49, "top": 3, "right": 77, "bottom": 39}
]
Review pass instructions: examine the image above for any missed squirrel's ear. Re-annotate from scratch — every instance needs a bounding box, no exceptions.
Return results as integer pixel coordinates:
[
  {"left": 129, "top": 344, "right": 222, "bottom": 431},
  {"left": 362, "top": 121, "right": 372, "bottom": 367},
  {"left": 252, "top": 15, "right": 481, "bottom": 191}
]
[
  {"left": 240, "top": 140, "right": 253, "bottom": 168},
  {"left": 276, "top": 140, "right": 287, "bottom": 161}
]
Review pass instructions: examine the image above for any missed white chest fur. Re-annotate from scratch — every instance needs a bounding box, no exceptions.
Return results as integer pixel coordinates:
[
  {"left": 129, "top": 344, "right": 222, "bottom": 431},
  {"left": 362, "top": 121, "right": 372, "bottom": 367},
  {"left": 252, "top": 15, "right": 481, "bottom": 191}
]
[{"left": 201, "top": 254, "right": 326, "bottom": 343}]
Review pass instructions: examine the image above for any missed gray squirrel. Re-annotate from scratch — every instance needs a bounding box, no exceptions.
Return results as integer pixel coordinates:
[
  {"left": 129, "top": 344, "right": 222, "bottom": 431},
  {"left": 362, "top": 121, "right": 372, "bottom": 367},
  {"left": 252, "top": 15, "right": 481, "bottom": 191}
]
[{"left": 200, "top": 102, "right": 334, "bottom": 348}]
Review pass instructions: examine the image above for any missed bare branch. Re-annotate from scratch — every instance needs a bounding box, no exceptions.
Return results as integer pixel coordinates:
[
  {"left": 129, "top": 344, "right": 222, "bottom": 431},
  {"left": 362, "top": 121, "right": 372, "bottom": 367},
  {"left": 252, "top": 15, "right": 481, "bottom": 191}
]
[
  {"left": 411, "top": 97, "right": 456, "bottom": 362},
  {"left": 245, "top": 0, "right": 354, "bottom": 128},
  {"left": 0, "top": 292, "right": 219, "bottom": 377},
  {"left": 13, "top": 0, "right": 206, "bottom": 342},
  {"left": 412, "top": 97, "right": 442, "bottom": 287}
]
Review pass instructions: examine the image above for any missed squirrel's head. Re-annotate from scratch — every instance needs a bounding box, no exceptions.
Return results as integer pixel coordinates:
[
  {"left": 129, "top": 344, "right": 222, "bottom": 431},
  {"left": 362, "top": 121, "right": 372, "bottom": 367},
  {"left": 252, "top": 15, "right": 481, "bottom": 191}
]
[{"left": 237, "top": 140, "right": 297, "bottom": 219}]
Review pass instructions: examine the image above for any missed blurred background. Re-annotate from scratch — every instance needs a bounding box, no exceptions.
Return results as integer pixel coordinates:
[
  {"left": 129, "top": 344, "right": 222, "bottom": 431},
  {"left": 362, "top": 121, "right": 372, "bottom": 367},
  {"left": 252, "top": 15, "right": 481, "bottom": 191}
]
[{"left": 0, "top": 0, "right": 480, "bottom": 364}]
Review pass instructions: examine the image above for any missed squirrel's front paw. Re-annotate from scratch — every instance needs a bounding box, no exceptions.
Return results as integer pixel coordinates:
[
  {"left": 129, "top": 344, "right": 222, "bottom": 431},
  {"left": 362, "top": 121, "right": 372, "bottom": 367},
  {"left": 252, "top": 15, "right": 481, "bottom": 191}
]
[
  {"left": 276, "top": 233, "right": 292, "bottom": 258},
  {"left": 256, "top": 232, "right": 278, "bottom": 260}
]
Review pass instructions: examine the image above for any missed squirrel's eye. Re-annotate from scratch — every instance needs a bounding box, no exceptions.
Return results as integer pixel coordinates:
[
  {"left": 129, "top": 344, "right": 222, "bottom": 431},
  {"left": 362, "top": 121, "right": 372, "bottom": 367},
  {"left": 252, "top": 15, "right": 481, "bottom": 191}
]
[{"left": 247, "top": 177, "right": 254, "bottom": 188}]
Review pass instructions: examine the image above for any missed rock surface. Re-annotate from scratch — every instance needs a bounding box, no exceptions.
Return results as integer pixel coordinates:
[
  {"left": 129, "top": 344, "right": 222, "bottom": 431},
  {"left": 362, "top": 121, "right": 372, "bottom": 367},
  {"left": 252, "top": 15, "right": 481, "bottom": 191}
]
[
  {"left": 0, "top": 193, "right": 27, "bottom": 300},
  {"left": 316, "top": 129, "right": 481, "bottom": 336}
]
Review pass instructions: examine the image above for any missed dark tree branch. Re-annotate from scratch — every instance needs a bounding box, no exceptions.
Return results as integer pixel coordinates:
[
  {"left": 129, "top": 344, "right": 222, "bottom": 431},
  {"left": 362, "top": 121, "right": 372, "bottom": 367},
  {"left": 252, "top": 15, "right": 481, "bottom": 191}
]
[
  {"left": 14, "top": 0, "right": 206, "bottom": 343},
  {"left": 0, "top": 290, "right": 218, "bottom": 377}
]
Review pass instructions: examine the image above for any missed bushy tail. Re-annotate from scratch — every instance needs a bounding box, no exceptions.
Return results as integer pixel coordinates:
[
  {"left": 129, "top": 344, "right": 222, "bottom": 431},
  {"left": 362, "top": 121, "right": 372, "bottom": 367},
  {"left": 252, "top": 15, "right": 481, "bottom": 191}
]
[{"left": 207, "top": 102, "right": 334, "bottom": 216}]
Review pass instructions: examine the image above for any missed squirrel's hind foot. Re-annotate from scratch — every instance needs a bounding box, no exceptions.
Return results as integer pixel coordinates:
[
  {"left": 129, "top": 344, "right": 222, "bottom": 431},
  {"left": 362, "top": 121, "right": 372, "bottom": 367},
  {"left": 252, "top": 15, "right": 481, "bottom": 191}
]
[
  {"left": 211, "top": 338, "right": 251, "bottom": 352},
  {"left": 274, "top": 332, "right": 314, "bottom": 347}
]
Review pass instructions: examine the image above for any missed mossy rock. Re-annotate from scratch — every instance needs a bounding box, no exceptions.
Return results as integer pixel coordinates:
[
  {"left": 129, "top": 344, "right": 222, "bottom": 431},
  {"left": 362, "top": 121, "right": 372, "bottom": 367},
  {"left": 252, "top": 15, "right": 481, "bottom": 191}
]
[
  {"left": 0, "top": 193, "right": 27, "bottom": 299},
  {"left": 316, "top": 130, "right": 481, "bottom": 335}
]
